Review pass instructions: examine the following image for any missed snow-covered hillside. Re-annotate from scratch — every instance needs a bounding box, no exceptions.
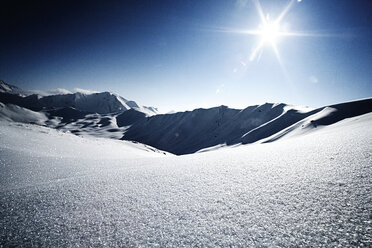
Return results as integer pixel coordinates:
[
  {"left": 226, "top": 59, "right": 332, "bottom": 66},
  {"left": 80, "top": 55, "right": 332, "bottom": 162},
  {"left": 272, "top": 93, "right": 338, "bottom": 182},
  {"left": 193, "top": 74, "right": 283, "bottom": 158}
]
[
  {"left": 1, "top": 112, "right": 371, "bottom": 246},
  {"left": 1, "top": 81, "right": 371, "bottom": 155},
  {"left": 123, "top": 99, "right": 372, "bottom": 154},
  {"left": 1, "top": 80, "right": 372, "bottom": 246},
  {"left": 1, "top": 80, "right": 372, "bottom": 156}
]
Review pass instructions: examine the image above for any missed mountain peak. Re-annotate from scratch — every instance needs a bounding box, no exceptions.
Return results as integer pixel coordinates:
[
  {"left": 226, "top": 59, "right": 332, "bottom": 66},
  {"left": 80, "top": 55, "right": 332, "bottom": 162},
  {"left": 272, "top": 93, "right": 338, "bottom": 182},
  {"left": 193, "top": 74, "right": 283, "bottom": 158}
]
[
  {"left": 0, "top": 81, "right": 159, "bottom": 116},
  {"left": 0, "top": 80, "right": 22, "bottom": 94}
]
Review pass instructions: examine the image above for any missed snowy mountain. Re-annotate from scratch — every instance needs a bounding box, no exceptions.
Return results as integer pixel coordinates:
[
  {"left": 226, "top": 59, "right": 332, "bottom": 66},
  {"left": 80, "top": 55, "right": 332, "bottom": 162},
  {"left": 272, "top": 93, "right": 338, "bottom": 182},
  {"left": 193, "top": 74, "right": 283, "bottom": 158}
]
[
  {"left": 37, "top": 91, "right": 158, "bottom": 115},
  {"left": 0, "top": 80, "right": 25, "bottom": 95},
  {"left": 0, "top": 80, "right": 158, "bottom": 115},
  {"left": 122, "top": 99, "right": 372, "bottom": 154},
  {"left": 0, "top": 80, "right": 371, "bottom": 155}
]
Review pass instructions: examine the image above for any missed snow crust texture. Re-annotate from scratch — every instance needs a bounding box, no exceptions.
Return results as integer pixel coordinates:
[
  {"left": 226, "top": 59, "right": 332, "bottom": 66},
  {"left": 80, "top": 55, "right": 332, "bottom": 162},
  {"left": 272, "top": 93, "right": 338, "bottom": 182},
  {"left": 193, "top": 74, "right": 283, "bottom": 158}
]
[{"left": 1, "top": 113, "right": 372, "bottom": 247}]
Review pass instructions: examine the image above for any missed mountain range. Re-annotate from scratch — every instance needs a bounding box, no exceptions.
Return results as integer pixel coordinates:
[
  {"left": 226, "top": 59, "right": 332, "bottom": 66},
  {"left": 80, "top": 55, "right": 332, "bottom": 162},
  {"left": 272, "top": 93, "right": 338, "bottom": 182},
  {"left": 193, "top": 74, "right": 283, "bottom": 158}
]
[
  {"left": 1, "top": 80, "right": 371, "bottom": 155},
  {"left": 1, "top": 80, "right": 372, "bottom": 246}
]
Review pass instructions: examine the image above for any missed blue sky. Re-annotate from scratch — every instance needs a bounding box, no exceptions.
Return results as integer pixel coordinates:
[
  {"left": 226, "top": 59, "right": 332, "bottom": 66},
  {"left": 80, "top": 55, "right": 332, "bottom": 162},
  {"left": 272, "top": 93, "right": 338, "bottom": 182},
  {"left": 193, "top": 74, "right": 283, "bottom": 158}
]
[{"left": 1, "top": 0, "right": 371, "bottom": 112}]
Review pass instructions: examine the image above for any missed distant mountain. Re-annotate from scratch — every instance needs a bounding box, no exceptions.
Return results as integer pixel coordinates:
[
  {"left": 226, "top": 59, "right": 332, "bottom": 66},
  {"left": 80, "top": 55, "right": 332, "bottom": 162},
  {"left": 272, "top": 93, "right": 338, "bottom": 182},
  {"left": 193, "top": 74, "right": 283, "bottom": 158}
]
[
  {"left": 121, "top": 103, "right": 312, "bottom": 154},
  {"left": 37, "top": 91, "right": 157, "bottom": 115},
  {"left": 0, "top": 80, "right": 25, "bottom": 95},
  {"left": 0, "top": 80, "right": 158, "bottom": 115},
  {"left": 121, "top": 98, "right": 372, "bottom": 154},
  {"left": 1, "top": 80, "right": 371, "bottom": 155}
]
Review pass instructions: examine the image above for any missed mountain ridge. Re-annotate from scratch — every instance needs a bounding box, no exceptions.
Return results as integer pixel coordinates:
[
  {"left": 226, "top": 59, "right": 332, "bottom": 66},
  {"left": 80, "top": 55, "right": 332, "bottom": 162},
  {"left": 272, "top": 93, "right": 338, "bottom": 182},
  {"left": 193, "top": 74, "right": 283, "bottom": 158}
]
[
  {"left": 0, "top": 80, "right": 158, "bottom": 116},
  {"left": 1, "top": 80, "right": 371, "bottom": 155}
]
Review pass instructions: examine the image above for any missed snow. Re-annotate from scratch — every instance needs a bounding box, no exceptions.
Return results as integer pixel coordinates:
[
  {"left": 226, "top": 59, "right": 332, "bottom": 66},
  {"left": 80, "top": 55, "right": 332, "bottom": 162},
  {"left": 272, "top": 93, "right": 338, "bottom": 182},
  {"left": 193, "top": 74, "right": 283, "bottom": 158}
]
[
  {"left": 28, "top": 88, "right": 74, "bottom": 96},
  {"left": 0, "top": 80, "right": 25, "bottom": 96},
  {"left": 38, "top": 92, "right": 132, "bottom": 114},
  {"left": 0, "top": 103, "right": 48, "bottom": 125},
  {"left": 1, "top": 113, "right": 371, "bottom": 246},
  {"left": 260, "top": 106, "right": 337, "bottom": 142},
  {"left": 1, "top": 81, "right": 371, "bottom": 246},
  {"left": 260, "top": 98, "right": 372, "bottom": 143},
  {"left": 122, "top": 104, "right": 288, "bottom": 154},
  {"left": 0, "top": 81, "right": 158, "bottom": 116},
  {"left": 0, "top": 80, "right": 73, "bottom": 96},
  {"left": 0, "top": 102, "right": 148, "bottom": 140},
  {"left": 123, "top": 99, "right": 372, "bottom": 154},
  {"left": 2, "top": 81, "right": 370, "bottom": 155}
]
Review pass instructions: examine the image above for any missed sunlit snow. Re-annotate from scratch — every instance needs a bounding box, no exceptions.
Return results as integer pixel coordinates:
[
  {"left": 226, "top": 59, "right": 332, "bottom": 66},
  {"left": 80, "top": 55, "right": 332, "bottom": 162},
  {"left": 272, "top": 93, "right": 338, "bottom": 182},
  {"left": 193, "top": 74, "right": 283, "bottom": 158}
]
[
  {"left": 0, "top": 81, "right": 371, "bottom": 246},
  {"left": 1, "top": 113, "right": 371, "bottom": 246}
]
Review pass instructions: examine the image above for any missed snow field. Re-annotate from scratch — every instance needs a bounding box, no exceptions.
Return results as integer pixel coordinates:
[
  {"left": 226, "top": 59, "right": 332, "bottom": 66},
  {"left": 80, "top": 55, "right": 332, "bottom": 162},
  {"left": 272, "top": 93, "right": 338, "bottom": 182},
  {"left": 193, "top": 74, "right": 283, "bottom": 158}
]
[{"left": 1, "top": 113, "right": 371, "bottom": 246}]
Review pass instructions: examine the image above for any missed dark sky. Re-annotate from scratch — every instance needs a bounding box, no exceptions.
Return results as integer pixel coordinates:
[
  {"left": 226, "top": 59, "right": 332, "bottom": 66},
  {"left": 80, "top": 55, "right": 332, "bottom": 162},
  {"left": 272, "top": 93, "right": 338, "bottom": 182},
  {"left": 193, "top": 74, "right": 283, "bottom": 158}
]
[{"left": 1, "top": 0, "right": 372, "bottom": 112}]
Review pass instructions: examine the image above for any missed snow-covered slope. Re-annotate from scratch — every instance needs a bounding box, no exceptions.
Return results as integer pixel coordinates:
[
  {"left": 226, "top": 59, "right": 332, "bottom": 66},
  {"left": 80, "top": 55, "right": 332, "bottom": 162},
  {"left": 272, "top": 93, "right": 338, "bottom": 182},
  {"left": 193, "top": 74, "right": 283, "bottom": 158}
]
[
  {"left": 106, "top": 98, "right": 372, "bottom": 154},
  {"left": 1, "top": 80, "right": 372, "bottom": 246},
  {"left": 40, "top": 91, "right": 132, "bottom": 114},
  {"left": 122, "top": 104, "right": 295, "bottom": 154},
  {"left": 1, "top": 113, "right": 371, "bottom": 246},
  {"left": 259, "top": 98, "right": 372, "bottom": 143},
  {"left": 1, "top": 81, "right": 371, "bottom": 155},
  {"left": 122, "top": 99, "right": 372, "bottom": 154},
  {"left": 0, "top": 102, "right": 48, "bottom": 125}
]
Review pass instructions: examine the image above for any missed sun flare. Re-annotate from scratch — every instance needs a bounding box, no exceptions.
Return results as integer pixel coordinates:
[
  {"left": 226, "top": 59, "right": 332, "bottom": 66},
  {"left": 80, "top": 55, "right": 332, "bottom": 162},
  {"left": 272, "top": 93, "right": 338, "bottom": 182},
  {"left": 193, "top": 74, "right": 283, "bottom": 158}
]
[
  {"left": 226, "top": 0, "right": 304, "bottom": 64},
  {"left": 220, "top": 0, "right": 322, "bottom": 73},
  {"left": 260, "top": 21, "right": 280, "bottom": 44}
]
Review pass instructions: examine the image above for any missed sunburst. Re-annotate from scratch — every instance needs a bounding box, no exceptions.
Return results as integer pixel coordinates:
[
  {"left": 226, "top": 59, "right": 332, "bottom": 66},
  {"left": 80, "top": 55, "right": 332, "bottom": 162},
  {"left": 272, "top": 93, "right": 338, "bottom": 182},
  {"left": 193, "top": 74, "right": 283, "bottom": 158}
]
[
  {"left": 247, "top": 0, "right": 296, "bottom": 62},
  {"left": 224, "top": 0, "right": 319, "bottom": 67}
]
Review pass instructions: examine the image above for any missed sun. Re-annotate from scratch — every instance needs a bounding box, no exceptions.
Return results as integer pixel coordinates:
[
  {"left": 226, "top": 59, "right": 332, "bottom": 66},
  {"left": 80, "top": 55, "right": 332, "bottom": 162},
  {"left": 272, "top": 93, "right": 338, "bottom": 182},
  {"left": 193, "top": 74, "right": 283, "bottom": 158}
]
[
  {"left": 260, "top": 21, "right": 280, "bottom": 44},
  {"left": 227, "top": 0, "right": 302, "bottom": 63},
  {"left": 223, "top": 0, "right": 317, "bottom": 66},
  {"left": 222, "top": 0, "right": 322, "bottom": 76},
  {"left": 248, "top": 17, "right": 283, "bottom": 62}
]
